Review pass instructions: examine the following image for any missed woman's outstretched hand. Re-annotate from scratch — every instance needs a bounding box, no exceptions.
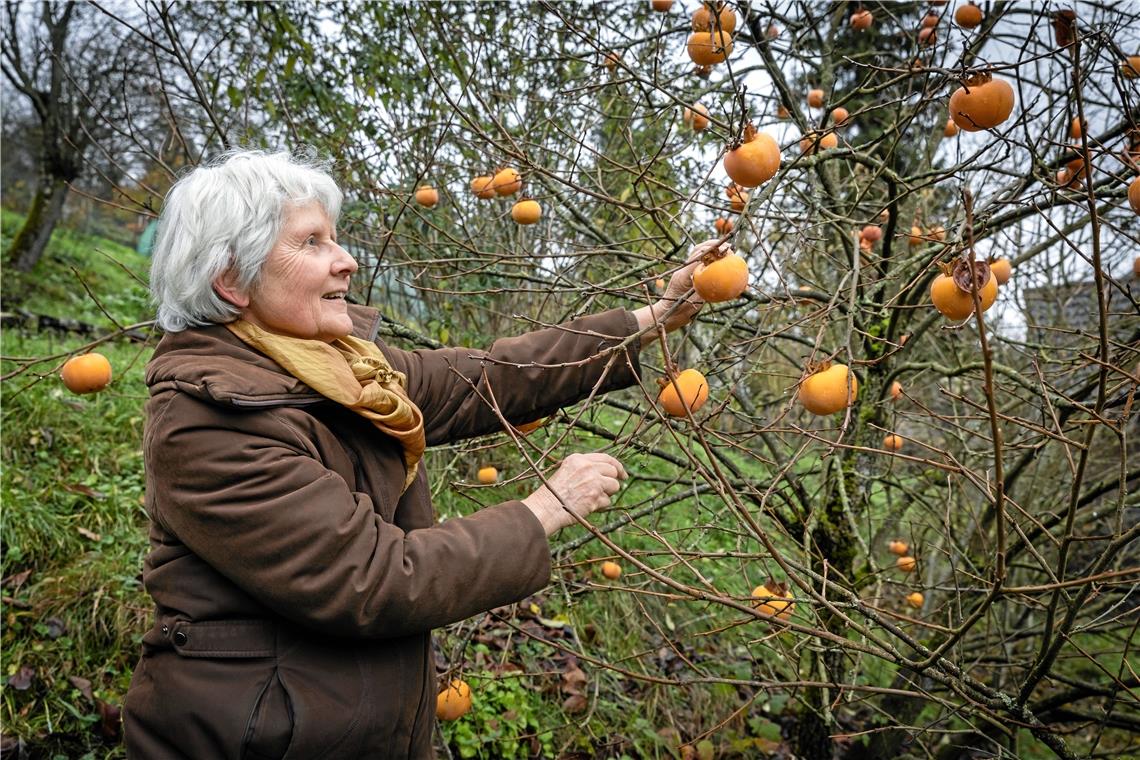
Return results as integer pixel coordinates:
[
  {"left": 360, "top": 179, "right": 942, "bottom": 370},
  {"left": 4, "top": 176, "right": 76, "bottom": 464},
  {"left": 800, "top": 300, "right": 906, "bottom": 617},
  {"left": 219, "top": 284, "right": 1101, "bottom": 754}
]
[
  {"left": 633, "top": 238, "right": 732, "bottom": 347},
  {"left": 522, "top": 452, "right": 629, "bottom": 536}
]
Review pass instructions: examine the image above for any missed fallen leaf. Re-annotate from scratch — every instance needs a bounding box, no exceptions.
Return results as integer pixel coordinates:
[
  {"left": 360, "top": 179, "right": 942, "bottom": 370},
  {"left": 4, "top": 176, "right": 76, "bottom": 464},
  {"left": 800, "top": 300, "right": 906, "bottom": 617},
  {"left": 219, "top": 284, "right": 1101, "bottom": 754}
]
[
  {"left": 64, "top": 483, "right": 106, "bottom": 500},
  {"left": 1, "top": 569, "right": 32, "bottom": 590},
  {"left": 69, "top": 676, "right": 94, "bottom": 701},
  {"left": 561, "top": 693, "right": 587, "bottom": 714},
  {"left": 561, "top": 665, "right": 588, "bottom": 695},
  {"left": 2, "top": 595, "right": 31, "bottom": 610},
  {"left": 77, "top": 527, "right": 102, "bottom": 542},
  {"left": 8, "top": 665, "right": 35, "bottom": 691}
]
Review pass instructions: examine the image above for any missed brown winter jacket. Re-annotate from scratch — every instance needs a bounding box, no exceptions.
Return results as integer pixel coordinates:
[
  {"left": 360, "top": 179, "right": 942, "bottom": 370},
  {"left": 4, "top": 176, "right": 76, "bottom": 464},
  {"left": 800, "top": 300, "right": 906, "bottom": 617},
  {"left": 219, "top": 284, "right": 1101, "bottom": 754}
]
[{"left": 123, "top": 304, "right": 642, "bottom": 759}]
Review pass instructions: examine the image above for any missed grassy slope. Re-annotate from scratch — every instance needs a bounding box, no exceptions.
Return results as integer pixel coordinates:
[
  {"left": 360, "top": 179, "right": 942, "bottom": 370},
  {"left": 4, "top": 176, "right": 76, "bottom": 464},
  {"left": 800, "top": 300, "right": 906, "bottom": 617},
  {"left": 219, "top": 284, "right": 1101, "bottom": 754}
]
[{"left": 2, "top": 210, "right": 154, "bottom": 758}]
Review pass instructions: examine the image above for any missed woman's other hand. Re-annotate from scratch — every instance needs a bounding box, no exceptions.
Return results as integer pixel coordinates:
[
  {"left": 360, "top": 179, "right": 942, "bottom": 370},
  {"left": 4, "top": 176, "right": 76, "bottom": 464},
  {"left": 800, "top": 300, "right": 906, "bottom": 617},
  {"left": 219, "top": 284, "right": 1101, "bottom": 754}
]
[{"left": 522, "top": 452, "right": 628, "bottom": 536}]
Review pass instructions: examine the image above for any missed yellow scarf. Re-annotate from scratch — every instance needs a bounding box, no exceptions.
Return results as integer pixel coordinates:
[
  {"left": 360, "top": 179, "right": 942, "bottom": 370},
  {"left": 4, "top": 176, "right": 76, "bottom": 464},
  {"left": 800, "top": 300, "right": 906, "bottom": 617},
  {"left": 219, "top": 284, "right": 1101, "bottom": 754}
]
[{"left": 225, "top": 320, "right": 426, "bottom": 493}]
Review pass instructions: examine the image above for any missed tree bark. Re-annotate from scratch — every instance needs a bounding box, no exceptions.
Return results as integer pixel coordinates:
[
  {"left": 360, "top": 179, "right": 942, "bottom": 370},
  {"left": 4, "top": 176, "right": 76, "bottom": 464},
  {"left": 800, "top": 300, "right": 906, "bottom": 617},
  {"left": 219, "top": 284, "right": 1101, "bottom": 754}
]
[{"left": 6, "top": 173, "right": 70, "bottom": 272}]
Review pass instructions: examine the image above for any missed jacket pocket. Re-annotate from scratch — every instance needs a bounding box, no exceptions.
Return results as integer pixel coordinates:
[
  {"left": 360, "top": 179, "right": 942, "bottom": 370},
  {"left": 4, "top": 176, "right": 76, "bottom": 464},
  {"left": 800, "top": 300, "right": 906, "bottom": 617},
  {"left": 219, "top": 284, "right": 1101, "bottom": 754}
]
[{"left": 242, "top": 669, "right": 293, "bottom": 760}]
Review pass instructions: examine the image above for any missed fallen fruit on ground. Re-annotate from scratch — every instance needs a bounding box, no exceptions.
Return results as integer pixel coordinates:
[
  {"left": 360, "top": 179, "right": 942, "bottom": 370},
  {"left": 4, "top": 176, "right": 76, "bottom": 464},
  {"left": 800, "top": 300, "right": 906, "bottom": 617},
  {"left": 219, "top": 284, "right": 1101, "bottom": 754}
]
[
  {"left": 930, "top": 261, "right": 998, "bottom": 320},
  {"left": 950, "top": 71, "right": 1015, "bottom": 131},
  {"left": 492, "top": 167, "right": 522, "bottom": 196},
  {"left": 61, "top": 353, "right": 113, "bottom": 394},
  {"left": 798, "top": 363, "right": 859, "bottom": 415},
  {"left": 883, "top": 434, "right": 904, "bottom": 452},
  {"left": 477, "top": 466, "right": 499, "bottom": 484},
  {"left": 693, "top": 252, "right": 748, "bottom": 301},
  {"left": 436, "top": 679, "right": 472, "bottom": 721},
  {"left": 414, "top": 186, "right": 438, "bottom": 207},
  {"left": 906, "top": 592, "right": 925, "bottom": 609},
  {"left": 751, "top": 580, "right": 794, "bottom": 620},
  {"left": 897, "top": 555, "right": 917, "bottom": 573},
  {"left": 990, "top": 258, "right": 1012, "bottom": 284},
  {"left": 723, "top": 124, "right": 781, "bottom": 187},
  {"left": 686, "top": 30, "right": 733, "bottom": 65},
  {"left": 888, "top": 540, "right": 909, "bottom": 556},
  {"left": 601, "top": 561, "right": 622, "bottom": 580},
  {"left": 658, "top": 368, "right": 710, "bottom": 417},
  {"left": 511, "top": 199, "right": 541, "bottom": 225}
]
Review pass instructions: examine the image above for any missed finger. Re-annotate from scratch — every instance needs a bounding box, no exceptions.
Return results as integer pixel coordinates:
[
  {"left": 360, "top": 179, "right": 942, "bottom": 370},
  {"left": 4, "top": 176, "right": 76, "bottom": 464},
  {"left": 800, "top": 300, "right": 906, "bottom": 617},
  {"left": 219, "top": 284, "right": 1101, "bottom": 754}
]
[
  {"left": 585, "top": 453, "right": 627, "bottom": 479},
  {"left": 689, "top": 238, "right": 723, "bottom": 260},
  {"left": 599, "top": 476, "right": 621, "bottom": 495}
]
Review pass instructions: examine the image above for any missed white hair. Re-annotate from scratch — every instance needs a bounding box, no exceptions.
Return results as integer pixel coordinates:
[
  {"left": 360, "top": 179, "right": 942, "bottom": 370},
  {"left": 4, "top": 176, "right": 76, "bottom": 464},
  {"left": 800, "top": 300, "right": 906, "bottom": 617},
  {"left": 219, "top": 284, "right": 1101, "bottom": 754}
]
[{"left": 150, "top": 149, "right": 344, "bottom": 332}]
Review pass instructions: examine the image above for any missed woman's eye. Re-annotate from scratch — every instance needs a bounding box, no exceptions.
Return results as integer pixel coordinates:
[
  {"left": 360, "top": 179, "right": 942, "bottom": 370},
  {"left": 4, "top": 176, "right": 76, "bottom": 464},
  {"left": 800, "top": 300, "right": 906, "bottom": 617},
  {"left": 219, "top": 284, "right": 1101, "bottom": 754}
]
[{"left": 306, "top": 235, "right": 318, "bottom": 246}]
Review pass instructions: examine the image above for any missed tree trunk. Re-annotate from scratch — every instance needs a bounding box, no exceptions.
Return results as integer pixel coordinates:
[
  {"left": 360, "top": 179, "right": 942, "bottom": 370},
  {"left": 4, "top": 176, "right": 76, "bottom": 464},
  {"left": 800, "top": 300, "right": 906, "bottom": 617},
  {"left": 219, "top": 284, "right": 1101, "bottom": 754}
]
[
  {"left": 6, "top": 174, "right": 70, "bottom": 272},
  {"left": 794, "top": 458, "right": 863, "bottom": 760}
]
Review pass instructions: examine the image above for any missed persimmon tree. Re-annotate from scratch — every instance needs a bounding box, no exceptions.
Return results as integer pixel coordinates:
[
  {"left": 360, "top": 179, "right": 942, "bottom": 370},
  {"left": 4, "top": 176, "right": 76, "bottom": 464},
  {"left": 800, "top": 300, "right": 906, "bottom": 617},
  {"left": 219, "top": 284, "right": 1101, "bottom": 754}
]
[{"left": 4, "top": 1, "right": 1138, "bottom": 757}]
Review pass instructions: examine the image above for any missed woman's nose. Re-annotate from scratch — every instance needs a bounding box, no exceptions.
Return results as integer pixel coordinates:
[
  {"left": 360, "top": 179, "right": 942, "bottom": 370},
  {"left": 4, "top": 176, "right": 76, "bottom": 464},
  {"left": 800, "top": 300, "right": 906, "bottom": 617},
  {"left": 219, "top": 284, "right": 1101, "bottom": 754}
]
[{"left": 333, "top": 243, "right": 358, "bottom": 275}]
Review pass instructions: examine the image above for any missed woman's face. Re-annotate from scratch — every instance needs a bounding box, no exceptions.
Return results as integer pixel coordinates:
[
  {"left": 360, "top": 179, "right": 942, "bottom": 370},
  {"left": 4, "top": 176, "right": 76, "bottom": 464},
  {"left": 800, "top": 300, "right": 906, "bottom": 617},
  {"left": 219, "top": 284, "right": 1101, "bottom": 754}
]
[{"left": 242, "top": 202, "right": 358, "bottom": 342}]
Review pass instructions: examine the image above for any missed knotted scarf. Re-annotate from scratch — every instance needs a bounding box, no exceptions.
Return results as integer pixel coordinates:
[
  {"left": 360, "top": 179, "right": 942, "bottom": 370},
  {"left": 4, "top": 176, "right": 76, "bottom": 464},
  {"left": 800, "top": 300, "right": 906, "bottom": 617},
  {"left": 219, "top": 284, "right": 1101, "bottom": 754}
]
[{"left": 225, "top": 320, "right": 426, "bottom": 493}]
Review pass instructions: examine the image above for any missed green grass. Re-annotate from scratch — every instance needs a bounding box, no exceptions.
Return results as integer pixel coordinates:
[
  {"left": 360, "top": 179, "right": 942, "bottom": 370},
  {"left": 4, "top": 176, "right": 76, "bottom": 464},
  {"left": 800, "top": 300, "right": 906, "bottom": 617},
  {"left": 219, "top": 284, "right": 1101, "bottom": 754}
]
[
  {"left": 2, "top": 210, "right": 153, "bottom": 758},
  {"left": 1, "top": 208, "right": 152, "bottom": 330}
]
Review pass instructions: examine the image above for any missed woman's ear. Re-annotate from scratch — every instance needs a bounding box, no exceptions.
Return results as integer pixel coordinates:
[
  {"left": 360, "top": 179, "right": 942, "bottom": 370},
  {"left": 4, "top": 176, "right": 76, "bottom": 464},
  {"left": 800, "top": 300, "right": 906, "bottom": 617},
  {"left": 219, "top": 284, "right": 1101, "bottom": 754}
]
[{"left": 212, "top": 269, "right": 250, "bottom": 309}]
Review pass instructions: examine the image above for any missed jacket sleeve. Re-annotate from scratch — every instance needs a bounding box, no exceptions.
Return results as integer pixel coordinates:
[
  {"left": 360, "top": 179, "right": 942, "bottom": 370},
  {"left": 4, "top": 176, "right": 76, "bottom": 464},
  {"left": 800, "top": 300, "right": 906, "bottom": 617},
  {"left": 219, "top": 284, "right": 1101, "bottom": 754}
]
[
  {"left": 379, "top": 308, "right": 642, "bottom": 445},
  {"left": 146, "top": 394, "right": 552, "bottom": 639}
]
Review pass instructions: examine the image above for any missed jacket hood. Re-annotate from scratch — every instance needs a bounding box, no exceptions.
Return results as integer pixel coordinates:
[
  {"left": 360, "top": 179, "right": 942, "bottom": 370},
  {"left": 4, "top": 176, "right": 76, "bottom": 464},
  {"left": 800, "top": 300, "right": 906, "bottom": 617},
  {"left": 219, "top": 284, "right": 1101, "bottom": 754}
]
[{"left": 146, "top": 304, "right": 382, "bottom": 407}]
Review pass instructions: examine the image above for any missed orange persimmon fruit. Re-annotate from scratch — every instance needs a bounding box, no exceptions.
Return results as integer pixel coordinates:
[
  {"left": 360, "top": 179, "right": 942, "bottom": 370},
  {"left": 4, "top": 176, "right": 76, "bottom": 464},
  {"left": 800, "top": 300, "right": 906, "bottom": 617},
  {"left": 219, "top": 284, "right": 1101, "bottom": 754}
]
[
  {"left": 658, "top": 368, "right": 710, "bottom": 417},
  {"left": 414, "top": 186, "right": 439, "bottom": 208},
  {"left": 510, "top": 199, "right": 541, "bottom": 225},
  {"left": 949, "top": 71, "right": 1015, "bottom": 131},
  {"left": 61, "top": 353, "right": 113, "bottom": 394},
  {"left": 436, "top": 679, "right": 472, "bottom": 721},
  {"left": 723, "top": 124, "right": 781, "bottom": 188},
  {"left": 798, "top": 363, "right": 858, "bottom": 415}
]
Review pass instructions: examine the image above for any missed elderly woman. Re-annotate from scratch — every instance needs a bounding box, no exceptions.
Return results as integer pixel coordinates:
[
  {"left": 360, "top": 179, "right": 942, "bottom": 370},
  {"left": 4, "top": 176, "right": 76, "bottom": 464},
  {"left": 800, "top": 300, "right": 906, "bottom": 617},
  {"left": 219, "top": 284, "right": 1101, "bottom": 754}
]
[{"left": 123, "top": 150, "right": 714, "bottom": 759}]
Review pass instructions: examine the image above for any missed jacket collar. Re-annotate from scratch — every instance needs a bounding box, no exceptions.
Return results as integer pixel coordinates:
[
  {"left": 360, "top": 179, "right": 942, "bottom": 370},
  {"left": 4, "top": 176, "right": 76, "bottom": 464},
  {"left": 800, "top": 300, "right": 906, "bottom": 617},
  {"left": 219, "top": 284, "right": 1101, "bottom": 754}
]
[{"left": 146, "top": 303, "right": 382, "bottom": 408}]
